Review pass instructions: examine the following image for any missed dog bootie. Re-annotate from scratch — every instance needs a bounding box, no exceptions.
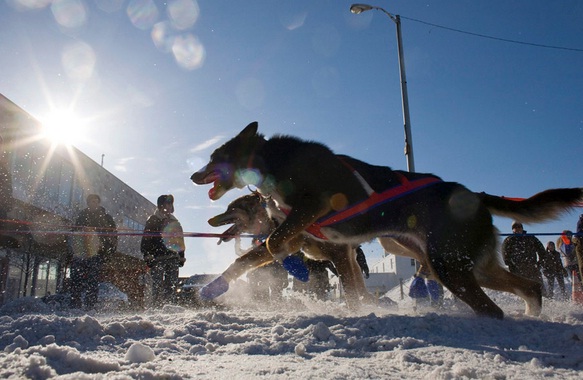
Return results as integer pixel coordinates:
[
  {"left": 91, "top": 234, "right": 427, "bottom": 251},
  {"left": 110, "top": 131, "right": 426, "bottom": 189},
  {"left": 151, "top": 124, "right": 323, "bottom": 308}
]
[
  {"left": 282, "top": 255, "right": 309, "bottom": 282},
  {"left": 200, "top": 276, "right": 229, "bottom": 300},
  {"left": 409, "top": 276, "right": 429, "bottom": 299}
]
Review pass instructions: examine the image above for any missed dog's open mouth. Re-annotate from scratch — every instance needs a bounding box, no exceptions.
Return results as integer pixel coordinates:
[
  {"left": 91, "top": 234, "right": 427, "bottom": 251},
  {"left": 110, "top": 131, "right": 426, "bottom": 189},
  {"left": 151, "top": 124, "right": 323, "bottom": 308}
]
[
  {"left": 192, "top": 170, "right": 223, "bottom": 200},
  {"left": 219, "top": 225, "right": 239, "bottom": 242},
  {"left": 208, "top": 213, "right": 238, "bottom": 227}
]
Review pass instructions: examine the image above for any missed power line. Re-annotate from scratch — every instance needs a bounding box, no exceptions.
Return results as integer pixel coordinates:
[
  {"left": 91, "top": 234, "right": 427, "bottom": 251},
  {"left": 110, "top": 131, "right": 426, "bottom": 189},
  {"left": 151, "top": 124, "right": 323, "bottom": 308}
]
[{"left": 401, "top": 15, "right": 583, "bottom": 53}]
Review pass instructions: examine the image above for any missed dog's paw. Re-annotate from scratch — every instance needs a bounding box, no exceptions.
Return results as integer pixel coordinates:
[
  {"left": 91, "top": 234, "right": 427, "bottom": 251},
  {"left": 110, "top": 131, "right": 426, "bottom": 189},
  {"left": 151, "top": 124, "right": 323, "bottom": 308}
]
[
  {"left": 282, "top": 256, "right": 309, "bottom": 282},
  {"left": 200, "top": 276, "right": 229, "bottom": 300}
]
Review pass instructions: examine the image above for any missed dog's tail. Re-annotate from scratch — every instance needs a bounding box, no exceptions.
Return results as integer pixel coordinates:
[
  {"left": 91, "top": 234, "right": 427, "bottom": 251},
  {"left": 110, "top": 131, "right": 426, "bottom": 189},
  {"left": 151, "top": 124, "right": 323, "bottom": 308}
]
[{"left": 478, "top": 188, "right": 583, "bottom": 224}]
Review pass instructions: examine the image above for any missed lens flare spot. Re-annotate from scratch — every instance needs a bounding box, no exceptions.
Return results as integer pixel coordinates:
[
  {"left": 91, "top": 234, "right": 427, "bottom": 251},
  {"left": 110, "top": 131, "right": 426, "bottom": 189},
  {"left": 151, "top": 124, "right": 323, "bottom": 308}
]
[
  {"left": 167, "top": 0, "right": 199, "bottom": 30},
  {"left": 51, "top": 0, "right": 87, "bottom": 29},
  {"left": 330, "top": 193, "right": 348, "bottom": 211},
  {"left": 279, "top": 11, "right": 307, "bottom": 31},
  {"left": 236, "top": 169, "right": 263, "bottom": 187},
  {"left": 162, "top": 221, "right": 185, "bottom": 253},
  {"left": 152, "top": 21, "right": 174, "bottom": 52},
  {"left": 407, "top": 215, "right": 417, "bottom": 229},
  {"left": 172, "top": 33, "right": 205, "bottom": 70},
  {"left": 127, "top": 0, "right": 159, "bottom": 30},
  {"left": 7, "top": 0, "right": 52, "bottom": 11},
  {"left": 61, "top": 41, "right": 96, "bottom": 81}
]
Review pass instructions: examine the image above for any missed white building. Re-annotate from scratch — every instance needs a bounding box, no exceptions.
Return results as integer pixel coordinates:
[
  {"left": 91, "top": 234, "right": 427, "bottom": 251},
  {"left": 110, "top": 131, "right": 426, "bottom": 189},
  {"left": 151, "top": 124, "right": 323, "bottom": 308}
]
[{"left": 330, "top": 244, "right": 417, "bottom": 301}]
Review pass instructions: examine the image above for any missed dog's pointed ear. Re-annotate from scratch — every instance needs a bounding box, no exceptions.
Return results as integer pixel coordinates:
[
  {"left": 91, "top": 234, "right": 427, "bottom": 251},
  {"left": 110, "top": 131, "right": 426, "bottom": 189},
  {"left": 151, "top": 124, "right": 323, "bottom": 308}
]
[{"left": 239, "top": 121, "right": 258, "bottom": 139}]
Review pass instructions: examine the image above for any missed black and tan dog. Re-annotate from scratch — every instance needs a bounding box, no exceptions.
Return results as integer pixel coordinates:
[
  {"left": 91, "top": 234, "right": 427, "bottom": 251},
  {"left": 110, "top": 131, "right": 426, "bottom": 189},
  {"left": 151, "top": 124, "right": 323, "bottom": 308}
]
[
  {"left": 207, "top": 192, "right": 374, "bottom": 308},
  {"left": 192, "top": 121, "right": 583, "bottom": 319}
]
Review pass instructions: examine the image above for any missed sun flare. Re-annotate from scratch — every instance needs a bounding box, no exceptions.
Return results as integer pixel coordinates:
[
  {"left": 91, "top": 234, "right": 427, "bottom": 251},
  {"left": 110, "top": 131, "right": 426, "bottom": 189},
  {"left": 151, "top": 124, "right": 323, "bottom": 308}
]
[{"left": 40, "top": 109, "right": 85, "bottom": 146}]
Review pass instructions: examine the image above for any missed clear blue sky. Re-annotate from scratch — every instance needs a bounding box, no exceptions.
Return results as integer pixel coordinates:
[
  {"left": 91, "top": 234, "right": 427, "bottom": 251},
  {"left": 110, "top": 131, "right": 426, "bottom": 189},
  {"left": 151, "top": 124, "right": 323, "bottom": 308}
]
[{"left": 1, "top": 0, "right": 582, "bottom": 276}]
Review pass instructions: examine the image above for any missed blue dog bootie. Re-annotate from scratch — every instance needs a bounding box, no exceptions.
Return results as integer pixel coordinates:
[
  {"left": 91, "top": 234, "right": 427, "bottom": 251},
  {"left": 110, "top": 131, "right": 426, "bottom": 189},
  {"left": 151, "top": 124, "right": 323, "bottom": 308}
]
[
  {"left": 199, "top": 276, "right": 229, "bottom": 300},
  {"left": 282, "top": 255, "right": 309, "bottom": 282}
]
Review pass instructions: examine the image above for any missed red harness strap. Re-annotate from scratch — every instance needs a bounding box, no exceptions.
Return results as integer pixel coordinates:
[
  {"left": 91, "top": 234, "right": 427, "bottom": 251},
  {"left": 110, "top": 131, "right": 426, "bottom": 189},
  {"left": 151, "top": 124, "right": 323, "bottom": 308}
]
[{"left": 298, "top": 173, "right": 442, "bottom": 240}]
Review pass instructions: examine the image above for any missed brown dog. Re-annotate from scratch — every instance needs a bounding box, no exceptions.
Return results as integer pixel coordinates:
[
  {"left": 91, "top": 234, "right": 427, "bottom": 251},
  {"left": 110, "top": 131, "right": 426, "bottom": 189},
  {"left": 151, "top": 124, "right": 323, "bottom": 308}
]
[
  {"left": 207, "top": 192, "right": 374, "bottom": 308},
  {"left": 192, "top": 121, "right": 583, "bottom": 319}
]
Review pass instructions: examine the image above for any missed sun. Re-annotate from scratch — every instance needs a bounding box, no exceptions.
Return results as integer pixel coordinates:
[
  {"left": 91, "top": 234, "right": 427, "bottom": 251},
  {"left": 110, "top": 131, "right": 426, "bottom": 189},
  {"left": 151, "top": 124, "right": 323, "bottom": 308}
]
[{"left": 40, "top": 109, "right": 85, "bottom": 146}]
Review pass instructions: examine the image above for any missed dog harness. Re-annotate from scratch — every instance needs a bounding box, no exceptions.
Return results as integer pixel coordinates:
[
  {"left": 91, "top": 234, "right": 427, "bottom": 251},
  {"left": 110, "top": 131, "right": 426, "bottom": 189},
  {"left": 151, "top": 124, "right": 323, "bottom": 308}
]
[
  {"left": 275, "top": 156, "right": 442, "bottom": 240},
  {"left": 302, "top": 172, "right": 442, "bottom": 240}
]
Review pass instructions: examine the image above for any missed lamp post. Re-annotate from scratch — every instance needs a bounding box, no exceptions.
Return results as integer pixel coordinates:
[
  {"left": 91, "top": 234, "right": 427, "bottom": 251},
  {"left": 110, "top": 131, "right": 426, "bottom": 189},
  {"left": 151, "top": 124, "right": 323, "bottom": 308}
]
[{"left": 350, "top": 4, "right": 415, "bottom": 172}]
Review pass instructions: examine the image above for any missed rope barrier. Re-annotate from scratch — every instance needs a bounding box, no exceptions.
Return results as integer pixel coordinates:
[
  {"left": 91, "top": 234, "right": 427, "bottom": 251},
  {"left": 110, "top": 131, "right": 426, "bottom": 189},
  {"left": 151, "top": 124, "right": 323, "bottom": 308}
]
[
  {"left": 0, "top": 218, "right": 581, "bottom": 240},
  {"left": 0, "top": 227, "right": 579, "bottom": 241},
  {"left": 0, "top": 229, "right": 259, "bottom": 240}
]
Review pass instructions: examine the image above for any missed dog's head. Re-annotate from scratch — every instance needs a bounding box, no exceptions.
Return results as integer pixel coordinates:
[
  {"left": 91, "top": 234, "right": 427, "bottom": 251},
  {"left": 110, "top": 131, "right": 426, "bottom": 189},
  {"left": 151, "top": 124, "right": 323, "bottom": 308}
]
[
  {"left": 208, "top": 192, "right": 271, "bottom": 243},
  {"left": 191, "top": 122, "right": 264, "bottom": 201}
]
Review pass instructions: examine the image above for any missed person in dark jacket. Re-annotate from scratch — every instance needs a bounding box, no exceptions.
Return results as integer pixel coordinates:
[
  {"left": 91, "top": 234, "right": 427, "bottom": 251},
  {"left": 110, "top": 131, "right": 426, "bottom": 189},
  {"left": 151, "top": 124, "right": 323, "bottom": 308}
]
[
  {"left": 70, "top": 194, "right": 117, "bottom": 310},
  {"left": 141, "top": 195, "right": 186, "bottom": 305},
  {"left": 540, "top": 241, "right": 568, "bottom": 299},
  {"left": 502, "top": 221, "right": 544, "bottom": 286}
]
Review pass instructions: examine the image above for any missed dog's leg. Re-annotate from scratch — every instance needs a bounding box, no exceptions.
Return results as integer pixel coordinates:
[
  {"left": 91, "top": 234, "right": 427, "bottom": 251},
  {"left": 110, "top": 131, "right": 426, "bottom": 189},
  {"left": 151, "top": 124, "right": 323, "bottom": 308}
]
[
  {"left": 429, "top": 247, "right": 505, "bottom": 319},
  {"left": 222, "top": 243, "right": 274, "bottom": 282},
  {"left": 301, "top": 239, "right": 374, "bottom": 309},
  {"left": 200, "top": 244, "right": 274, "bottom": 300},
  {"left": 326, "top": 245, "right": 367, "bottom": 310},
  {"left": 437, "top": 269, "right": 504, "bottom": 319},
  {"left": 475, "top": 263, "right": 542, "bottom": 317},
  {"left": 265, "top": 200, "right": 330, "bottom": 259},
  {"left": 266, "top": 202, "right": 330, "bottom": 281}
]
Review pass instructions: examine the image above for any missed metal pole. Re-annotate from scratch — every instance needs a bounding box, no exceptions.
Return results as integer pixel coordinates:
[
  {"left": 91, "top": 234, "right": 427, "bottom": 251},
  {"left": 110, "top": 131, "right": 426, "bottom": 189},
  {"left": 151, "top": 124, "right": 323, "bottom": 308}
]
[
  {"left": 350, "top": 5, "right": 416, "bottom": 172},
  {"left": 394, "top": 15, "right": 415, "bottom": 172}
]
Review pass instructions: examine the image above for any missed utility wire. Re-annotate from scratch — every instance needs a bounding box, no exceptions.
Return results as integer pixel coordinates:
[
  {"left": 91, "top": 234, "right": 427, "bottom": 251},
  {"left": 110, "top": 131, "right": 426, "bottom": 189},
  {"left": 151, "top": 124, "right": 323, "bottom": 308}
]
[{"left": 401, "top": 15, "right": 583, "bottom": 53}]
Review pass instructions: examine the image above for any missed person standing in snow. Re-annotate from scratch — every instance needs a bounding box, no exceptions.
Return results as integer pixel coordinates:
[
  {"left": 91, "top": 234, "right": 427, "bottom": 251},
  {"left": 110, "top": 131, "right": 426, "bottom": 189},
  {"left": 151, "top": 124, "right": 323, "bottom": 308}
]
[
  {"left": 502, "top": 221, "right": 544, "bottom": 286},
  {"left": 70, "top": 194, "right": 118, "bottom": 310},
  {"left": 141, "top": 195, "right": 186, "bottom": 305},
  {"left": 558, "top": 230, "right": 580, "bottom": 285},
  {"left": 539, "top": 241, "right": 568, "bottom": 299},
  {"left": 573, "top": 215, "right": 583, "bottom": 286}
]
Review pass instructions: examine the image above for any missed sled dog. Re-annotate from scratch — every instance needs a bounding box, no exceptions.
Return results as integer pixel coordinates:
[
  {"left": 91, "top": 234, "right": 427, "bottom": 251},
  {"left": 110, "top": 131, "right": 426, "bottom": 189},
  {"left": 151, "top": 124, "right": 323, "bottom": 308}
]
[
  {"left": 192, "top": 121, "right": 583, "bottom": 319},
  {"left": 207, "top": 192, "right": 374, "bottom": 307}
]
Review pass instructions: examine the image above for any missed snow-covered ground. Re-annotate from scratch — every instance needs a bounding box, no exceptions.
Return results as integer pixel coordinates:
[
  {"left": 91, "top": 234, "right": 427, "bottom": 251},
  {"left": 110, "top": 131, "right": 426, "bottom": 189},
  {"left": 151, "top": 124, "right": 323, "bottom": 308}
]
[{"left": 1, "top": 285, "right": 583, "bottom": 379}]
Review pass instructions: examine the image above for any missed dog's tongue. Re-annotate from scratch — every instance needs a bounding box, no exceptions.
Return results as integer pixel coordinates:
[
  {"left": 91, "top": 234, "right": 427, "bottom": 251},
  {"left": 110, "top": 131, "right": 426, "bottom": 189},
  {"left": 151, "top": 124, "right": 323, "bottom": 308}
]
[
  {"left": 206, "top": 172, "right": 221, "bottom": 200},
  {"left": 208, "top": 184, "right": 219, "bottom": 200}
]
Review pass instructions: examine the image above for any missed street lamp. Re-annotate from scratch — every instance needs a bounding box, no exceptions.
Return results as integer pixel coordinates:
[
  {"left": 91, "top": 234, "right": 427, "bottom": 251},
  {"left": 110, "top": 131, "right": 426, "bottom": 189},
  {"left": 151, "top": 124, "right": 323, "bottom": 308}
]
[{"left": 350, "top": 4, "right": 415, "bottom": 172}]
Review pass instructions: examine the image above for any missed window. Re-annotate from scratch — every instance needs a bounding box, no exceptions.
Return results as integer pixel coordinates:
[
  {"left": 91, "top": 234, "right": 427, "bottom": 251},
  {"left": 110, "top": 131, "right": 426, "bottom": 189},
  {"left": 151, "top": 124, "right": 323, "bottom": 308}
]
[{"left": 123, "top": 216, "right": 144, "bottom": 231}]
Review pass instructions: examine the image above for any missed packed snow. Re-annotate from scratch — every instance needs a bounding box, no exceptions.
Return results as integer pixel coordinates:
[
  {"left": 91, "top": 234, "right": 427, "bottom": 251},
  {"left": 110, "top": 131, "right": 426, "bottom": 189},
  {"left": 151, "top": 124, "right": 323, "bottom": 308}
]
[{"left": 1, "top": 283, "right": 583, "bottom": 379}]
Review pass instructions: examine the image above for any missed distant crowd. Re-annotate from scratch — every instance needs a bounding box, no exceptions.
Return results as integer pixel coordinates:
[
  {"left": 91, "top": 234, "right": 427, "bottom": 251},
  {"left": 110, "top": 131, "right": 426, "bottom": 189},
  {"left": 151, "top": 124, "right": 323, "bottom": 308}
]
[{"left": 502, "top": 216, "right": 583, "bottom": 301}]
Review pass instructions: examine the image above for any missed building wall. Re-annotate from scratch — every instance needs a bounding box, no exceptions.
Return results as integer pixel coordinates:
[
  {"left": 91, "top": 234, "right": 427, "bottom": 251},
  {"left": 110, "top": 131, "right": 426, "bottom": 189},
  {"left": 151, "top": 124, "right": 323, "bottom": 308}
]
[
  {"left": 369, "top": 254, "right": 416, "bottom": 278},
  {"left": 0, "top": 94, "right": 155, "bottom": 304},
  {"left": 329, "top": 252, "right": 417, "bottom": 301}
]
